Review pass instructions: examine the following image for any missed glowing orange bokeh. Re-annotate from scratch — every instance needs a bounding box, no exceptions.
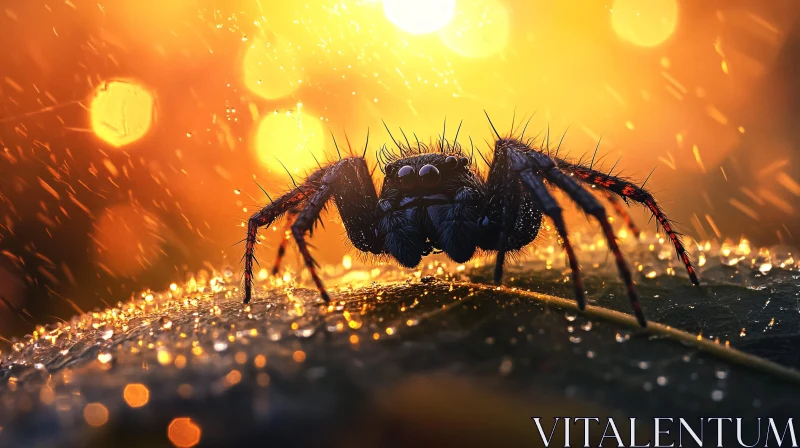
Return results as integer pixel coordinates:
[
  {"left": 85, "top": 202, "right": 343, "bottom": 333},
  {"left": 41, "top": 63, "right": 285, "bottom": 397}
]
[
  {"left": 255, "top": 109, "right": 326, "bottom": 182},
  {"left": 168, "top": 417, "right": 202, "bottom": 447},
  {"left": 83, "top": 403, "right": 109, "bottom": 427},
  {"left": 243, "top": 36, "right": 305, "bottom": 100},
  {"left": 611, "top": 0, "right": 679, "bottom": 47},
  {"left": 123, "top": 383, "right": 150, "bottom": 408},
  {"left": 90, "top": 80, "right": 155, "bottom": 148},
  {"left": 383, "top": 0, "right": 456, "bottom": 35},
  {"left": 440, "top": 0, "right": 510, "bottom": 58}
]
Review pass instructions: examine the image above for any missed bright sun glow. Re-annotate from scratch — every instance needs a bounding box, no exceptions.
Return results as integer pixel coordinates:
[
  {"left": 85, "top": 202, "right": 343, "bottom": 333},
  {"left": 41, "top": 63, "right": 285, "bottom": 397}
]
[
  {"left": 383, "top": 0, "right": 456, "bottom": 35},
  {"left": 255, "top": 110, "right": 325, "bottom": 180},
  {"left": 243, "top": 36, "right": 303, "bottom": 100},
  {"left": 440, "top": 0, "right": 510, "bottom": 58},
  {"left": 611, "top": 0, "right": 679, "bottom": 47},
  {"left": 90, "top": 80, "right": 154, "bottom": 148}
]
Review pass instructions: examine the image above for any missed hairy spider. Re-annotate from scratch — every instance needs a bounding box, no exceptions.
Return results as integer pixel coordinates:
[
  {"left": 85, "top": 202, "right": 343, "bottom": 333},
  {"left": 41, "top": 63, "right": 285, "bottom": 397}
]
[{"left": 242, "top": 118, "right": 699, "bottom": 328}]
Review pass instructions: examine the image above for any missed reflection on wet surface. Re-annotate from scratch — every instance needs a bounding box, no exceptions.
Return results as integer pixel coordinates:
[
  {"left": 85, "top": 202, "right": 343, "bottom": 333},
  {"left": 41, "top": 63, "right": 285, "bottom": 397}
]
[{"left": 1, "top": 232, "right": 799, "bottom": 446}]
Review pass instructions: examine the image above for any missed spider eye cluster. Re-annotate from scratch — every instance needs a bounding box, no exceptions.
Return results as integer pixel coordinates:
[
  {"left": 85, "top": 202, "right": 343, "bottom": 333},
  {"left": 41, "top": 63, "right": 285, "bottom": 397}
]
[{"left": 395, "top": 156, "right": 470, "bottom": 189}]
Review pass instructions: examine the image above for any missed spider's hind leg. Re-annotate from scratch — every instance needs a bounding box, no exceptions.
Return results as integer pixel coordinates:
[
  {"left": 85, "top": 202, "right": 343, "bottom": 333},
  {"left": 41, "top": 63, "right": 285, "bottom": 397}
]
[
  {"left": 272, "top": 209, "right": 299, "bottom": 276},
  {"left": 291, "top": 157, "right": 383, "bottom": 304},
  {"left": 556, "top": 158, "right": 698, "bottom": 285},
  {"left": 527, "top": 149, "right": 647, "bottom": 327},
  {"left": 602, "top": 190, "right": 642, "bottom": 239}
]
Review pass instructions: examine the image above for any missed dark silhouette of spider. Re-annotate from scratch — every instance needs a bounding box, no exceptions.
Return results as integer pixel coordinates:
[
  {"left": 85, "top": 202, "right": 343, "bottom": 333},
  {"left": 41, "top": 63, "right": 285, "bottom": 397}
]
[{"left": 242, "top": 116, "right": 699, "bottom": 328}]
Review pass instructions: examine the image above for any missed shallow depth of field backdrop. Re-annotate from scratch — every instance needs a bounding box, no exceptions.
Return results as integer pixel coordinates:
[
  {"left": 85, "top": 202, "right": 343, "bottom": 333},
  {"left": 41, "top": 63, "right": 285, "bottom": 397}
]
[{"left": 1, "top": 0, "right": 800, "bottom": 338}]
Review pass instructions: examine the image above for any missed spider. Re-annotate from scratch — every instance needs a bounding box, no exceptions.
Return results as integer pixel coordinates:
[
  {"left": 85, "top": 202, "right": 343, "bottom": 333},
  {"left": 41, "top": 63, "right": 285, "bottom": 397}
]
[{"left": 242, "top": 116, "right": 699, "bottom": 328}]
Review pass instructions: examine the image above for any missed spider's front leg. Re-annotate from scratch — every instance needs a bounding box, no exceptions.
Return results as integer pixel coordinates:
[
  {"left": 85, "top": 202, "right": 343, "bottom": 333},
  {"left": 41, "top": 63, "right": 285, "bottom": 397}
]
[
  {"left": 483, "top": 140, "right": 587, "bottom": 310},
  {"left": 243, "top": 173, "right": 324, "bottom": 304},
  {"left": 243, "top": 157, "right": 382, "bottom": 304}
]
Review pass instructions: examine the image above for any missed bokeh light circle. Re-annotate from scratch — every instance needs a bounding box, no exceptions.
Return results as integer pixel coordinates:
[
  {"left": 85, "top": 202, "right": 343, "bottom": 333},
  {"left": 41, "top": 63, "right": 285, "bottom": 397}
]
[
  {"left": 255, "top": 110, "right": 325, "bottom": 179},
  {"left": 168, "top": 417, "right": 202, "bottom": 447},
  {"left": 243, "top": 37, "right": 304, "bottom": 100},
  {"left": 440, "top": 0, "right": 510, "bottom": 58},
  {"left": 611, "top": 0, "right": 678, "bottom": 47},
  {"left": 90, "top": 80, "right": 154, "bottom": 148},
  {"left": 384, "top": 0, "right": 456, "bottom": 35}
]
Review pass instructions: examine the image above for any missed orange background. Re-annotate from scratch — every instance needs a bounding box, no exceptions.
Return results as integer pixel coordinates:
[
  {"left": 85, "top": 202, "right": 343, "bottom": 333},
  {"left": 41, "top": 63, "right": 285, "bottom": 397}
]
[{"left": 1, "top": 0, "right": 800, "bottom": 335}]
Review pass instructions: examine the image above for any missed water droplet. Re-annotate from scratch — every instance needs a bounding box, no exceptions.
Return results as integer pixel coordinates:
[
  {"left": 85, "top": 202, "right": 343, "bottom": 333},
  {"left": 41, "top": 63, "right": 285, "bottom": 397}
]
[
  {"left": 294, "top": 327, "right": 316, "bottom": 338},
  {"left": 657, "top": 376, "right": 668, "bottom": 386},
  {"left": 615, "top": 331, "right": 630, "bottom": 343},
  {"left": 643, "top": 382, "right": 653, "bottom": 391},
  {"left": 224, "top": 267, "right": 234, "bottom": 278},
  {"left": 715, "top": 366, "right": 729, "bottom": 380},
  {"left": 569, "top": 336, "right": 582, "bottom": 344},
  {"left": 565, "top": 312, "right": 577, "bottom": 322},
  {"left": 711, "top": 389, "right": 724, "bottom": 401},
  {"left": 213, "top": 341, "right": 229, "bottom": 352},
  {"left": 581, "top": 321, "right": 593, "bottom": 331},
  {"left": 159, "top": 316, "right": 173, "bottom": 330},
  {"left": 638, "top": 361, "right": 650, "bottom": 370},
  {"left": 97, "top": 352, "right": 113, "bottom": 364}
]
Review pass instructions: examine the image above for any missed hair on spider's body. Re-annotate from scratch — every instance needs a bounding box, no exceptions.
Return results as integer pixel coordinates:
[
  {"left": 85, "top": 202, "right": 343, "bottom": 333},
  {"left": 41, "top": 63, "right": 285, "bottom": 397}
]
[{"left": 242, "top": 124, "right": 699, "bottom": 328}]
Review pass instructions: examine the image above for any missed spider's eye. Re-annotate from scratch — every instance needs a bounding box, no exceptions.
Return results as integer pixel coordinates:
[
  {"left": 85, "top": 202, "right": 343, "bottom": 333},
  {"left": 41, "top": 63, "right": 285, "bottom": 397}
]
[
  {"left": 418, "top": 164, "right": 440, "bottom": 187},
  {"left": 443, "top": 156, "right": 458, "bottom": 170},
  {"left": 397, "top": 165, "right": 417, "bottom": 188},
  {"left": 458, "top": 157, "right": 470, "bottom": 167}
]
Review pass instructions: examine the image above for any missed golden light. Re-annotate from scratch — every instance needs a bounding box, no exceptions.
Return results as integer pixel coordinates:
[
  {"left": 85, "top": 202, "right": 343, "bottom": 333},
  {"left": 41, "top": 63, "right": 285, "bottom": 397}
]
[
  {"left": 440, "top": 0, "right": 510, "bottom": 58},
  {"left": 611, "top": 0, "right": 679, "bottom": 47},
  {"left": 90, "top": 204, "right": 165, "bottom": 277},
  {"left": 83, "top": 403, "right": 109, "bottom": 427},
  {"left": 168, "top": 417, "right": 202, "bottom": 448},
  {"left": 90, "top": 80, "right": 154, "bottom": 148},
  {"left": 123, "top": 383, "right": 150, "bottom": 408},
  {"left": 243, "top": 36, "right": 304, "bottom": 100},
  {"left": 383, "top": 0, "right": 456, "bottom": 35},
  {"left": 255, "top": 110, "right": 325, "bottom": 180}
]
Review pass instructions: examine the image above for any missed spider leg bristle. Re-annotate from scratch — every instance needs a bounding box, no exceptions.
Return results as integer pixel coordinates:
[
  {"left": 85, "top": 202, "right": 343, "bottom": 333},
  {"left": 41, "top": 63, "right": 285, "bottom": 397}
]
[
  {"left": 520, "top": 112, "right": 536, "bottom": 140},
  {"left": 641, "top": 165, "right": 658, "bottom": 189},
  {"left": 483, "top": 109, "right": 502, "bottom": 140},
  {"left": 607, "top": 156, "right": 622, "bottom": 176},
  {"left": 399, "top": 127, "right": 412, "bottom": 152},
  {"left": 413, "top": 132, "right": 422, "bottom": 153},
  {"left": 453, "top": 119, "right": 463, "bottom": 150},
  {"left": 253, "top": 180, "right": 273, "bottom": 203},
  {"left": 362, "top": 127, "right": 370, "bottom": 158},
  {"left": 545, "top": 124, "right": 551, "bottom": 155},
  {"left": 329, "top": 129, "right": 343, "bottom": 160},
  {"left": 472, "top": 137, "right": 491, "bottom": 167},
  {"left": 510, "top": 107, "right": 517, "bottom": 136},
  {"left": 589, "top": 137, "right": 602, "bottom": 170},
  {"left": 229, "top": 238, "right": 247, "bottom": 248},
  {"left": 440, "top": 117, "right": 447, "bottom": 151},
  {"left": 343, "top": 130, "right": 355, "bottom": 157},
  {"left": 309, "top": 150, "right": 323, "bottom": 170},
  {"left": 381, "top": 119, "right": 403, "bottom": 152}
]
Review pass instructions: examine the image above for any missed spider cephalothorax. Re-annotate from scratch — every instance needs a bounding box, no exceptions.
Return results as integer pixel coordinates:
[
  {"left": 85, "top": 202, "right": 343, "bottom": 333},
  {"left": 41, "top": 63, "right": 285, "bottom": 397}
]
[{"left": 243, "top": 120, "right": 699, "bottom": 328}]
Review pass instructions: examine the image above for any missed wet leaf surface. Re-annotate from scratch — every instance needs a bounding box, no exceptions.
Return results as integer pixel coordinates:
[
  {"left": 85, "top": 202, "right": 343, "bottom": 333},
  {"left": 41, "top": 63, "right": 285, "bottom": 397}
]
[{"left": 1, "top": 272, "right": 799, "bottom": 447}]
